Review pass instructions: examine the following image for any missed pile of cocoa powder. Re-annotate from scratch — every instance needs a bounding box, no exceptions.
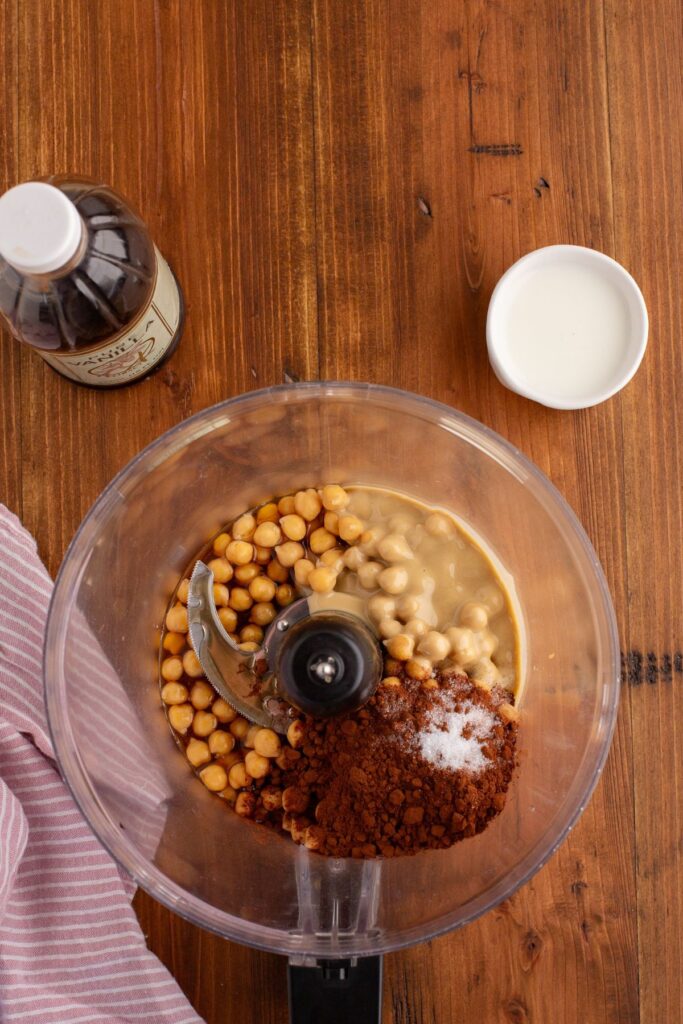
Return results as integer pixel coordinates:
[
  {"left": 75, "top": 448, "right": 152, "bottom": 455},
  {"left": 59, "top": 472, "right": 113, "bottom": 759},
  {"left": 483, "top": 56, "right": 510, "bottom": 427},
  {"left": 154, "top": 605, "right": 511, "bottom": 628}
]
[{"left": 258, "top": 670, "right": 518, "bottom": 858}]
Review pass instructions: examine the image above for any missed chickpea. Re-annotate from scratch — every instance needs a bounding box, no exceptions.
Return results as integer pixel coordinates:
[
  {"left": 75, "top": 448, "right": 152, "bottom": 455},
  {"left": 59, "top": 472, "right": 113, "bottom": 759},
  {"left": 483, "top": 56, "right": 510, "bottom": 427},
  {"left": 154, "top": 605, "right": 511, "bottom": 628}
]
[
  {"left": 282, "top": 787, "right": 309, "bottom": 814},
  {"left": 377, "top": 533, "right": 413, "bottom": 563},
  {"left": 406, "top": 656, "right": 433, "bottom": 681},
  {"left": 276, "top": 583, "right": 295, "bottom": 606},
  {"left": 321, "top": 484, "right": 350, "bottom": 511},
  {"left": 384, "top": 633, "right": 415, "bottom": 661},
  {"left": 211, "top": 583, "right": 229, "bottom": 608},
  {"left": 294, "top": 488, "right": 322, "bottom": 521},
  {"left": 293, "top": 558, "right": 315, "bottom": 588},
  {"left": 418, "top": 631, "right": 451, "bottom": 662},
  {"left": 445, "top": 626, "right": 478, "bottom": 667},
  {"left": 225, "top": 540, "right": 254, "bottom": 566},
  {"left": 208, "top": 730, "right": 235, "bottom": 756},
  {"left": 424, "top": 512, "right": 455, "bottom": 539},
  {"left": 207, "top": 557, "right": 234, "bottom": 584},
  {"left": 287, "top": 720, "right": 306, "bottom": 748},
  {"left": 254, "top": 545, "right": 272, "bottom": 565},
  {"left": 406, "top": 524, "right": 426, "bottom": 550},
  {"left": 256, "top": 502, "right": 280, "bottom": 524},
  {"left": 277, "top": 494, "right": 296, "bottom": 516},
  {"left": 217, "top": 750, "right": 243, "bottom": 771},
  {"left": 245, "top": 750, "right": 270, "bottom": 779},
  {"left": 251, "top": 601, "right": 276, "bottom": 626},
  {"left": 234, "top": 562, "right": 260, "bottom": 585},
  {"left": 161, "top": 682, "right": 188, "bottom": 707},
  {"left": 276, "top": 541, "right": 305, "bottom": 567},
  {"left": 228, "top": 761, "right": 251, "bottom": 790},
  {"left": 422, "top": 678, "right": 439, "bottom": 691},
  {"left": 219, "top": 785, "right": 238, "bottom": 805},
  {"left": 248, "top": 576, "right": 276, "bottom": 605},
  {"left": 359, "top": 526, "right": 385, "bottom": 556},
  {"left": 168, "top": 703, "right": 194, "bottom": 734},
  {"left": 229, "top": 716, "right": 250, "bottom": 740},
  {"left": 267, "top": 559, "right": 290, "bottom": 583},
  {"left": 476, "top": 583, "right": 505, "bottom": 616},
  {"left": 162, "top": 631, "right": 186, "bottom": 655},
  {"left": 357, "top": 561, "right": 383, "bottom": 590},
  {"left": 212, "top": 698, "right": 237, "bottom": 723},
  {"left": 380, "top": 676, "right": 402, "bottom": 688},
  {"left": 212, "top": 532, "right": 231, "bottom": 556},
  {"left": 190, "top": 680, "right": 215, "bottom": 710},
  {"left": 239, "top": 641, "right": 260, "bottom": 652},
  {"left": 182, "top": 649, "right": 204, "bottom": 678},
  {"left": 242, "top": 724, "right": 260, "bottom": 748},
  {"left": 186, "top": 738, "right": 211, "bottom": 767},
  {"left": 193, "top": 710, "right": 217, "bottom": 737},
  {"left": 395, "top": 594, "right": 420, "bottom": 621},
  {"left": 235, "top": 792, "right": 256, "bottom": 817},
  {"left": 499, "top": 702, "right": 519, "bottom": 724},
  {"left": 229, "top": 587, "right": 253, "bottom": 612},
  {"left": 232, "top": 513, "right": 256, "bottom": 541},
  {"left": 289, "top": 816, "right": 309, "bottom": 843},
  {"left": 343, "top": 545, "right": 367, "bottom": 571},
  {"left": 161, "top": 656, "right": 183, "bottom": 682},
  {"left": 367, "top": 593, "right": 396, "bottom": 622},
  {"left": 324, "top": 511, "right": 340, "bottom": 535},
  {"left": 404, "top": 617, "right": 429, "bottom": 639},
  {"left": 304, "top": 826, "right": 325, "bottom": 851},
  {"left": 254, "top": 728, "right": 281, "bottom": 758},
  {"left": 218, "top": 606, "right": 238, "bottom": 633},
  {"left": 261, "top": 786, "right": 283, "bottom": 811},
  {"left": 479, "top": 629, "right": 499, "bottom": 657},
  {"left": 176, "top": 579, "right": 190, "bottom": 604},
  {"left": 280, "top": 514, "right": 307, "bottom": 542},
  {"left": 338, "top": 514, "right": 364, "bottom": 544},
  {"left": 378, "top": 565, "right": 409, "bottom": 595},
  {"left": 388, "top": 513, "right": 416, "bottom": 534},
  {"left": 319, "top": 549, "right": 344, "bottom": 572},
  {"left": 379, "top": 618, "right": 403, "bottom": 639},
  {"left": 240, "top": 624, "right": 264, "bottom": 644},
  {"left": 199, "top": 764, "right": 229, "bottom": 792},
  {"left": 472, "top": 658, "right": 501, "bottom": 686},
  {"left": 309, "top": 527, "right": 337, "bottom": 555},
  {"left": 165, "top": 604, "right": 188, "bottom": 633},
  {"left": 459, "top": 602, "right": 489, "bottom": 631},
  {"left": 307, "top": 567, "right": 337, "bottom": 594},
  {"left": 253, "top": 521, "right": 282, "bottom": 548}
]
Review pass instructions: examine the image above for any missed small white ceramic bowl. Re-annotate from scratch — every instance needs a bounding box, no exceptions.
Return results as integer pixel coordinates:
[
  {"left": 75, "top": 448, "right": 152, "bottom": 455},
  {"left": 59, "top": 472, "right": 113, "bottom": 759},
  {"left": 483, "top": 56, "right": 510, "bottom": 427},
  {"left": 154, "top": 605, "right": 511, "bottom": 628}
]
[{"left": 486, "top": 245, "right": 648, "bottom": 410}]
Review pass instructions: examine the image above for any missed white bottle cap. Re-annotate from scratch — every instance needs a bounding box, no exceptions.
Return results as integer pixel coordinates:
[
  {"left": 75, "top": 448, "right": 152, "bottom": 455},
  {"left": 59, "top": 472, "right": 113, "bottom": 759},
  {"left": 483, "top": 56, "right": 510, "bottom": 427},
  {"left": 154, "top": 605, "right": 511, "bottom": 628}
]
[{"left": 0, "top": 181, "right": 84, "bottom": 275}]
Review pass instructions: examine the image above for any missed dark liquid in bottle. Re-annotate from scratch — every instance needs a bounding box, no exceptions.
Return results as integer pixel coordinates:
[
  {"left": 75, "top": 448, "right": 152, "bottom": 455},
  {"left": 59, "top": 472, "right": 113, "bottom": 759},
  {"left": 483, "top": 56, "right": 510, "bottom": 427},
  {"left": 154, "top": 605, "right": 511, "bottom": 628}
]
[{"left": 0, "top": 176, "right": 183, "bottom": 385}]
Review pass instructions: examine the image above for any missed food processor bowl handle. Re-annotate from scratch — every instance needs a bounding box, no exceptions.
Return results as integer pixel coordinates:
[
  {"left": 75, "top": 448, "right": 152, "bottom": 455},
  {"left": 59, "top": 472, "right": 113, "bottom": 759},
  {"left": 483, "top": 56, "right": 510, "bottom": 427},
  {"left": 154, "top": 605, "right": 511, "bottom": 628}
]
[{"left": 287, "top": 955, "right": 382, "bottom": 1023}]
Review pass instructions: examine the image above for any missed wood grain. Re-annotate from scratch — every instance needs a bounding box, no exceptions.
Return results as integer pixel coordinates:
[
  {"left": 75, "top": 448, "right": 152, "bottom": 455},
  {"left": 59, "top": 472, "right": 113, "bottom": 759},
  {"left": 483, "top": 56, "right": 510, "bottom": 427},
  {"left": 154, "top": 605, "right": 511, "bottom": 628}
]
[{"left": 1, "top": 0, "right": 681, "bottom": 1021}]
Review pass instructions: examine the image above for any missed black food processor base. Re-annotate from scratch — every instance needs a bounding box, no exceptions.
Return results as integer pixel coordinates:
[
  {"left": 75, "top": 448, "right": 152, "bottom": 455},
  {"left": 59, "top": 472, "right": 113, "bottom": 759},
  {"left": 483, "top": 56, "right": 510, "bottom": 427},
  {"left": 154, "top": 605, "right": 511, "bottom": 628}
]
[{"left": 288, "top": 956, "right": 382, "bottom": 1024}]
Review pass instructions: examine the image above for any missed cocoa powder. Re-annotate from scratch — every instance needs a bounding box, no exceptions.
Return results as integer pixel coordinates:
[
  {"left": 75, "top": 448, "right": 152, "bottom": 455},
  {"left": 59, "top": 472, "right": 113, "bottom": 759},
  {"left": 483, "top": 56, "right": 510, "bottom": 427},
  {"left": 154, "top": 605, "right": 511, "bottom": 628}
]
[{"left": 255, "top": 669, "right": 518, "bottom": 858}]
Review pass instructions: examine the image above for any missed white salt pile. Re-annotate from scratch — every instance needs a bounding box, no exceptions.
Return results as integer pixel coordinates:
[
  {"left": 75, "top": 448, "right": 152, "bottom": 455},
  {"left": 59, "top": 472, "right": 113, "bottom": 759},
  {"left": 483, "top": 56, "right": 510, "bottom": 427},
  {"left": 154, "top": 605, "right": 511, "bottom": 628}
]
[{"left": 418, "top": 700, "right": 495, "bottom": 773}]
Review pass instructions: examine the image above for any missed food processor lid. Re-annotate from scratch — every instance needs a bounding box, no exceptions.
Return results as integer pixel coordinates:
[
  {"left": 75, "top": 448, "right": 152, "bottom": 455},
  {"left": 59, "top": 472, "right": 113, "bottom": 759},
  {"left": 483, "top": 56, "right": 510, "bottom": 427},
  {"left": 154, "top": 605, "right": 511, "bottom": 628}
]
[{"left": 187, "top": 560, "right": 382, "bottom": 732}]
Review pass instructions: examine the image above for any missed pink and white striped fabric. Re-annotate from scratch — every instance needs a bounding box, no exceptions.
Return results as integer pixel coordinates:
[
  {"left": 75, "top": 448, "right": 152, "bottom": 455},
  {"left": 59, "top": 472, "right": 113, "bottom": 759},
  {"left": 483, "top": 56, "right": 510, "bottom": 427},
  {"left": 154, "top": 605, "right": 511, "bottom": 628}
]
[{"left": 0, "top": 504, "right": 204, "bottom": 1024}]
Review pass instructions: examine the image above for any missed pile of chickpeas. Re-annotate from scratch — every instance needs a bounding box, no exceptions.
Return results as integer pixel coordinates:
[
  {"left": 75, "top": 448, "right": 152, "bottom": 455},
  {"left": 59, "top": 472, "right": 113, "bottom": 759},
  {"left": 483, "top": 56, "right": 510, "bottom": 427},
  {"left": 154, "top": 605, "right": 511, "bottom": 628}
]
[{"left": 159, "top": 484, "right": 511, "bottom": 820}]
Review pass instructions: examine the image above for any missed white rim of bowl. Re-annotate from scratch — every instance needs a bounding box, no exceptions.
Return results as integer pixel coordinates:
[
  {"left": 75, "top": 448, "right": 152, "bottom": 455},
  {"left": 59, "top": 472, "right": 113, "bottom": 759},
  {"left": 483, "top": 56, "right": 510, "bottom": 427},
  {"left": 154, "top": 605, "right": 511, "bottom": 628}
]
[{"left": 486, "top": 244, "right": 649, "bottom": 410}]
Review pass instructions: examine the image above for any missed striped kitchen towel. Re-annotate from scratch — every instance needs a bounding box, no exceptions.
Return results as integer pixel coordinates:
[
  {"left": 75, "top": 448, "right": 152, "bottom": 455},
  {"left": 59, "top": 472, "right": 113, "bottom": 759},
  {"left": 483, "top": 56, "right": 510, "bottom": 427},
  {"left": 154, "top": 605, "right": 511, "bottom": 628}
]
[{"left": 0, "top": 504, "right": 204, "bottom": 1024}]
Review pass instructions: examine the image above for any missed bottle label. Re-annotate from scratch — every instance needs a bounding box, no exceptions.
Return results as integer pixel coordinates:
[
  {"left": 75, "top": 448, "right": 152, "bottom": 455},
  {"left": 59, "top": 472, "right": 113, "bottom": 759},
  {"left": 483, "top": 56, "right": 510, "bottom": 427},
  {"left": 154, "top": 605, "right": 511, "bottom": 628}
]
[{"left": 39, "top": 246, "right": 182, "bottom": 385}]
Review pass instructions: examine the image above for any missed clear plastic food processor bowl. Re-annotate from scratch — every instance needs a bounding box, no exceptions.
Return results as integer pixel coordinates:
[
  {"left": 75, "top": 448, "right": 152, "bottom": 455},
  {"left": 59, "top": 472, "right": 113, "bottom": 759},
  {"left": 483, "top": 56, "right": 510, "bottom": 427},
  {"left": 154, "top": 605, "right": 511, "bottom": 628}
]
[{"left": 44, "top": 383, "right": 619, "bottom": 958}]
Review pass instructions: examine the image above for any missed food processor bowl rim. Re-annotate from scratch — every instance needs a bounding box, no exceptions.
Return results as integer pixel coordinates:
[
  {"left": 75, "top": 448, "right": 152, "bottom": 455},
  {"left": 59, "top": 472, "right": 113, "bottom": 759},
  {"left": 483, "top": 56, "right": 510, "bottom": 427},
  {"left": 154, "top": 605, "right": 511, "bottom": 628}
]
[{"left": 43, "top": 381, "right": 621, "bottom": 957}]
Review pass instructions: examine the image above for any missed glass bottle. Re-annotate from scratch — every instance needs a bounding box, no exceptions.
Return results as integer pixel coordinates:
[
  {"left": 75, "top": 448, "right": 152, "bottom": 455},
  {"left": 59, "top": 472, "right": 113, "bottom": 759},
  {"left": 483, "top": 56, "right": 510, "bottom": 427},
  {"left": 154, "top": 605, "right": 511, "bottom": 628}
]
[{"left": 0, "top": 176, "right": 184, "bottom": 387}]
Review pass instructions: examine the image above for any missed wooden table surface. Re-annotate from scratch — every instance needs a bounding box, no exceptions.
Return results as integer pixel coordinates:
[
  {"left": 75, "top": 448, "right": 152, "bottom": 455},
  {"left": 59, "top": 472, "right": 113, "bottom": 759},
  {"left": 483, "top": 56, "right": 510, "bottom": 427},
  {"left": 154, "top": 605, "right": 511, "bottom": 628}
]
[{"left": 1, "top": 1, "right": 682, "bottom": 1021}]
